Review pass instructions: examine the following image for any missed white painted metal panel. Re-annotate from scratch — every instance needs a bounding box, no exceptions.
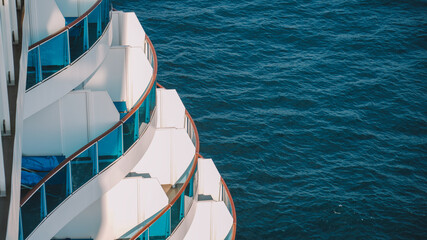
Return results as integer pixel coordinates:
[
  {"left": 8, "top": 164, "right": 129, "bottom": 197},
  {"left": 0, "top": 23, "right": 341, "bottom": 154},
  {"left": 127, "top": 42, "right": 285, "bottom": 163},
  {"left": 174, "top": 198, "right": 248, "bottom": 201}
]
[
  {"left": 84, "top": 47, "right": 127, "bottom": 102},
  {"left": 158, "top": 89, "right": 186, "bottom": 129},
  {"left": 8, "top": 0, "right": 19, "bottom": 42},
  {"left": 88, "top": 91, "right": 119, "bottom": 140},
  {"left": 120, "top": 12, "right": 145, "bottom": 47},
  {"left": 60, "top": 91, "right": 89, "bottom": 156},
  {"left": 27, "top": 0, "right": 65, "bottom": 44},
  {"left": 126, "top": 47, "right": 153, "bottom": 109},
  {"left": 198, "top": 158, "right": 221, "bottom": 201},
  {"left": 0, "top": 0, "right": 15, "bottom": 84},
  {"left": 55, "top": 0, "right": 97, "bottom": 18},
  {"left": 0, "top": 16, "right": 11, "bottom": 135},
  {"left": 23, "top": 102, "right": 63, "bottom": 156}
]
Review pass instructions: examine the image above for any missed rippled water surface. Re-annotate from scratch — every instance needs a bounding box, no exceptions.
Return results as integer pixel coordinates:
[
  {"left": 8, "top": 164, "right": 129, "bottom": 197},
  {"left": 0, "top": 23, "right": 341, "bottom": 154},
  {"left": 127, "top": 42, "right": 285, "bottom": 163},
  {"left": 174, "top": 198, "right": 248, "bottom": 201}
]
[{"left": 115, "top": 0, "right": 426, "bottom": 239}]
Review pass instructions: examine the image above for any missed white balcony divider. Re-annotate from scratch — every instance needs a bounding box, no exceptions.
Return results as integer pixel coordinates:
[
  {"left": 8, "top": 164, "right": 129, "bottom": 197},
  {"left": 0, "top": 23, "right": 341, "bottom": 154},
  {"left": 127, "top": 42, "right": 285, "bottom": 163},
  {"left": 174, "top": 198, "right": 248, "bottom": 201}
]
[
  {"left": 0, "top": 16, "right": 11, "bottom": 135},
  {"left": 8, "top": 0, "right": 19, "bottom": 43},
  {"left": 0, "top": 0, "right": 15, "bottom": 85}
]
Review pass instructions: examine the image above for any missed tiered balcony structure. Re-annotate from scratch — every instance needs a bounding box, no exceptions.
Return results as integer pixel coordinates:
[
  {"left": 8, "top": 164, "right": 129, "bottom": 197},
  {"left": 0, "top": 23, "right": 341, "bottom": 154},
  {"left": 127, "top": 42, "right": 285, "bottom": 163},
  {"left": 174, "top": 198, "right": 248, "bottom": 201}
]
[{"left": 15, "top": 0, "right": 236, "bottom": 239}]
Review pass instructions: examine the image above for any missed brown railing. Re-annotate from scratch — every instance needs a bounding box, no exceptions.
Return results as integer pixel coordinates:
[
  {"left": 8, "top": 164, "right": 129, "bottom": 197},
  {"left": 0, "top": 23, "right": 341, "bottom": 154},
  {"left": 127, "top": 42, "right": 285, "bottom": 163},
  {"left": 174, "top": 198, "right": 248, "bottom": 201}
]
[{"left": 221, "top": 177, "right": 237, "bottom": 240}]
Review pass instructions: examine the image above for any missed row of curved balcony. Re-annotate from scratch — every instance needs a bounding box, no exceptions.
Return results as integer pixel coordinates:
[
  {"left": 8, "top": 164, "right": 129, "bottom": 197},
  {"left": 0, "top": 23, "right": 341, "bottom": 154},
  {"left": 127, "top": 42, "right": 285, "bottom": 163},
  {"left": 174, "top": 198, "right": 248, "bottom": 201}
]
[
  {"left": 26, "top": 0, "right": 111, "bottom": 90},
  {"left": 20, "top": 30, "right": 157, "bottom": 238},
  {"left": 19, "top": 1, "right": 236, "bottom": 238}
]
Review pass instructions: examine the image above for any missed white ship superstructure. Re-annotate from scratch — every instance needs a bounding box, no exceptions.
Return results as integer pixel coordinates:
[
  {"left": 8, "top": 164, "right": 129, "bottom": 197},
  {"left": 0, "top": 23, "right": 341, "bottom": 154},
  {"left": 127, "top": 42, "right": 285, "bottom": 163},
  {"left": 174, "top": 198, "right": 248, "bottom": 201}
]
[{"left": 0, "top": 0, "right": 236, "bottom": 239}]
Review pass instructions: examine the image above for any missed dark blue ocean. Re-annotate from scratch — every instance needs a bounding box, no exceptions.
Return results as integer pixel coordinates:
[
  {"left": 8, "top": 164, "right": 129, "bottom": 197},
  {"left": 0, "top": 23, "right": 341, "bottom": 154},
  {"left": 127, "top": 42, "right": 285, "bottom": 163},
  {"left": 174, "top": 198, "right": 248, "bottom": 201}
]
[{"left": 115, "top": 0, "right": 427, "bottom": 239}]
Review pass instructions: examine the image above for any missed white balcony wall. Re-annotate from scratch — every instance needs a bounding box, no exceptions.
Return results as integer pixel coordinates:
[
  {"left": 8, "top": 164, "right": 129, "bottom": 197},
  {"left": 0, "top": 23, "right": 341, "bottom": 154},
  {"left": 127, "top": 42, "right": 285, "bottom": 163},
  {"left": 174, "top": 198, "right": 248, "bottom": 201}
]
[
  {"left": 22, "top": 90, "right": 119, "bottom": 156},
  {"left": 0, "top": 18, "right": 11, "bottom": 135},
  {"left": 169, "top": 201, "right": 233, "bottom": 240},
  {"left": 23, "top": 21, "right": 112, "bottom": 119},
  {"left": 54, "top": 177, "right": 168, "bottom": 239},
  {"left": 55, "top": 0, "right": 97, "bottom": 18},
  {"left": 0, "top": 0, "right": 15, "bottom": 84},
  {"left": 132, "top": 89, "right": 194, "bottom": 185},
  {"left": 156, "top": 89, "right": 186, "bottom": 129},
  {"left": 8, "top": 0, "right": 19, "bottom": 42},
  {"left": 132, "top": 128, "right": 195, "bottom": 185},
  {"left": 27, "top": 0, "right": 65, "bottom": 45},
  {"left": 197, "top": 158, "right": 222, "bottom": 201},
  {"left": 84, "top": 46, "right": 153, "bottom": 110}
]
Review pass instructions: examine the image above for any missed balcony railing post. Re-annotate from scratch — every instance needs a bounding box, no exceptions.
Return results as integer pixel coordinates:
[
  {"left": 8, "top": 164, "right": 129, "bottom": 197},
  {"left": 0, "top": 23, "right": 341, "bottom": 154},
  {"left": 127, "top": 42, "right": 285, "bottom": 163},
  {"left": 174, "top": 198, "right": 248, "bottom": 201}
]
[
  {"left": 179, "top": 192, "right": 185, "bottom": 220},
  {"left": 97, "top": 6, "right": 102, "bottom": 38},
  {"left": 36, "top": 46, "right": 42, "bottom": 83},
  {"left": 65, "top": 30, "right": 71, "bottom": 65},
  {"left": 92, "top": 142, "right": 99, "bottom": 175},
  {"left": 19, "top": 209, "right": 23, "bottom": 240},
  {"left": 189, "top": 174, "right": 194, "bottom": 197},
  {"left": 40, "top": 184, "right": 47, "bottom": 219},
  {"left": 83, "top": 17, "right": 89, "bottom": 51},
  {"left": 134, "top": 109, "right": 139, "bottom": 141},
  {"left": 145, "top": 97, "right": 150, "bottom": 123},
  {"left": 66, "top": 162, "right": 73, "bottom": 196},
  {"left": 119, "top": 124, "right": 124, "bottom": 155}
]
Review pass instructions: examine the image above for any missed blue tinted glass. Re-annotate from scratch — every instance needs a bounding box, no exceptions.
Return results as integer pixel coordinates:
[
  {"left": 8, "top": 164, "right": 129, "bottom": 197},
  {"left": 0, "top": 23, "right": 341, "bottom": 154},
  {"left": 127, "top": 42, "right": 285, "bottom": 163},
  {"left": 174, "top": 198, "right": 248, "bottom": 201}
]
[
  {"left": 170, "top": 193, "right": 184, "bottom": 231},
  {"left": 138, "top": 97, "right": 150, "bottom": 127},
  {"left": 71, "top": 144, "right": 96, "bottom": 191},
  {"left": 123, "top": 114, "right": 138, "bottom": 153},
  {"left": 39, "top": 31, "right": 69, "bottom": 80},
  {"left": 88, "top": 4, "right": 101, "bottom": 47},
  {"left": 45, "top": 166, "right": 68, "bottom": 214},
  {"left": 148, "top": 209, "right": 170, "bottom": 238},
  {"left": 69, "top": 19, "right": 87, "bottom": 62},
  {"left": 98, "top": 126, "right": 122, "bottom": 171},
  {"left": 149, "top": 85, "right": 156, "bottom": 115},
  {"left": 21, "top": 188, "right": 42, "bottom": 238},
  {"left": 101, "top": 0, "right": 110, "bottom": 31},
  {"left": 26, "top": 47, "right": 41, "bottom": 89}
]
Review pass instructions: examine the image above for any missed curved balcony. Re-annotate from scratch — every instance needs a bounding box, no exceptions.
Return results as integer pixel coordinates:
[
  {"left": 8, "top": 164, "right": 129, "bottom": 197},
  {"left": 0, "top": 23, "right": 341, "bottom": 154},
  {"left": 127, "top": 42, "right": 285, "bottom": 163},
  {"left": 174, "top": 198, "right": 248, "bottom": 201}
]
[
  {"left": 26, "top": 0, "right": 111, "bottom": 91},
  {"left": 19, "top": 33, "right": 157, "bottom": 240},
  {"left": 125, "top": 84, "right": 237, "bottom": 240}
]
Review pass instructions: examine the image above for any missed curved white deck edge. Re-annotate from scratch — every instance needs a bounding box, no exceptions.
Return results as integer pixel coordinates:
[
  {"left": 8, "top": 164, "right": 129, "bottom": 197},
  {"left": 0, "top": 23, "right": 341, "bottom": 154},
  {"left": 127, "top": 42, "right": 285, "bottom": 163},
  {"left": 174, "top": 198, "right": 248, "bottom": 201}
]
[{"left": 23, "top": 22, "right": 113, "bottom": 119}]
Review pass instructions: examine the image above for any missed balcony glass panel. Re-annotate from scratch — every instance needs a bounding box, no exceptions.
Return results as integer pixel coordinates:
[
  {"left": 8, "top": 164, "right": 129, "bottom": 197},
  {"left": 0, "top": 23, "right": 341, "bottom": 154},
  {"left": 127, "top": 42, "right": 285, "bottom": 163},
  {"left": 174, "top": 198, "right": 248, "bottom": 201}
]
[
  {"left": 101, "top": 0, "right": 110, "bottom": 31},
  {"left": 123, "top": 114, "right": 138, "bottom": 153},
  {"left": 148, "top": 209, "right": 171, "bottom": 238},
  {"left": 69, "top": 19, "right": 87, "bottom": 62},
  {"left": 39, "top": 31, "right": 69, "bottom": 80},
  {"left": 45, "top": 167, "right": 68, "bottom": 215},
  {"left": 71, "top": 144, "right": 97, "bottom": 191},
  {"left": 149, "top": 84, "right": 156, "bottom": 115},
  {"left": 88, "top": 4, "right": 101, "bottom": 47},
  {"left": 27, "top": 47, "right": 40, "bottom": 89},
  {"left": 21, "top": 188, "right": 42, "bottom": 239},
  {"left": 170, "top": 193, "right": 184, "bottom": 231},
  {"left": 98, "top": 126, "right": 123, "bottom": 171}
]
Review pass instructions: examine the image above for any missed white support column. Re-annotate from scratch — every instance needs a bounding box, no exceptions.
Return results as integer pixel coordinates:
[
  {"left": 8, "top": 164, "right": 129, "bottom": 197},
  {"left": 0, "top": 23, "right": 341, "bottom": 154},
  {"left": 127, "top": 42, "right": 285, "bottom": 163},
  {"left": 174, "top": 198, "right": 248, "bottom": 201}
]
[
  {"left": 0, "top": 16, "right": 11, "bottom": 135},
  {"left": 0, "top": 0, "right": 15, "bottom": 85}
]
